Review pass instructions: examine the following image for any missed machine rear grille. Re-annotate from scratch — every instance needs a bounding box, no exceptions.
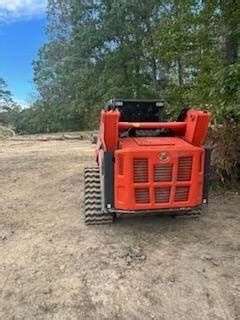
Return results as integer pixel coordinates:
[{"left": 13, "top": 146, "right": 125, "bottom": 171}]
[
  {"left": 175, "top": 186, "right": 190, "bottom": 202},
  {"left": 131, "top": 156, "right": 192, "bottom": 206},
  {"left": 118, "top": 157, "right": 124, "bottom": 175},
  {"left": 133, "top": 158, "right": 148, "bottom": 183},
  {"left": 155, "top": 187, "right": 170, "bottom": 203},
  {"left": 154, "top": 165, "right": 173, "bottom": 182},
  {"left": 178, "top": 157, "right": 192, "bottom": 181},
  {"left": 135, "top": 188, "right": 150, "bottom": 203}
]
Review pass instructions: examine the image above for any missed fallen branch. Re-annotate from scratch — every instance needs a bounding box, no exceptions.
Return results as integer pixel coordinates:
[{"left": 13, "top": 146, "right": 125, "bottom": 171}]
[
  {"left": 9, "top": 134, "right": 83, "bottom": 142},
  {"left": 63, "top": 134, "right": 83, "bottom": 140}
]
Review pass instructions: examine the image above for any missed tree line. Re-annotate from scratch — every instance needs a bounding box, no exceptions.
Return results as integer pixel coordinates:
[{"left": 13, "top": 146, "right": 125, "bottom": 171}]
[{"left": 1, "top": 0, "right": 239, "bottom": 134}]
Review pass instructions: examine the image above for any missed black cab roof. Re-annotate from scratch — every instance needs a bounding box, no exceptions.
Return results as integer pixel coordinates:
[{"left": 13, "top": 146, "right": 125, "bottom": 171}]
[{"left": 106, "top": 98, "right": 164, "bottom": 109}]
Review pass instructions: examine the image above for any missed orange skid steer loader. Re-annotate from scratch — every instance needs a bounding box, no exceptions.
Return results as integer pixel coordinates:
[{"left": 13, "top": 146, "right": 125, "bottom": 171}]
[{"left": 84, "top": 99, "right": 211, "bottom": 225}]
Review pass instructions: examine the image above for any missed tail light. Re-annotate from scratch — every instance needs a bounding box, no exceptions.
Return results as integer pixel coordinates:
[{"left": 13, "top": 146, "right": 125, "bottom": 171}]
[
  {"left": 178, "top": 157, "right": 192, "bottom": 181},
  {"left": 133, "top": 158, "right": 148, "bottom": 183}
]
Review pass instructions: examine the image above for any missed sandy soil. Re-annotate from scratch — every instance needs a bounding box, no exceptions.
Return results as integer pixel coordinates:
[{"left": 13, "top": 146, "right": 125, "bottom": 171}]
[{"left": 0, "top": 139, "right": 240, "bottom": 320}]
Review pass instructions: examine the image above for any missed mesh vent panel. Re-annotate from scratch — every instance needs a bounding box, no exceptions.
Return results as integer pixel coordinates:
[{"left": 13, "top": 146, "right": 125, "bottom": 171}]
[
  {"left": 178, "top": 157, "right": 192, "bottom": 181},
  {"left": 155, "top": 187, "right": 171, "bottom": 203},
  {"left": 154, "top": 165, "right": 173, "bottom": 182},
  {"left": 133, "top": 158, "right": 148, "bottom": 183},
  {"left": 175, "top": 186, "right": 190, "bottom": 202},
  {"left": 135, "top": 188, "right": 150, "bottom": 203},
  {"left": 118, "top": 157, "right": 124, "bottom": 175}
]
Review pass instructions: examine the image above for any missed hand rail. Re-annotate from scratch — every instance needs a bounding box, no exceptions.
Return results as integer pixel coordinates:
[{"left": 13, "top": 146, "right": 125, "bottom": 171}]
[{"left": 118, "top": 122, "right": 186, "bottom": 135}]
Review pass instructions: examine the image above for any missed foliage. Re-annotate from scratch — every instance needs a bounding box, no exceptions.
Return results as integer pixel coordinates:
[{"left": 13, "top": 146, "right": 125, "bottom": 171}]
[
  {"left": 208, "top": 123, "right": 240, "bottom": 183},
  {"left": 30, "top": 0, "right": 239, "bottom": 131},
  {"left": 0, "top": 77, "right": 21, "bottom": 128},
  {"left": 1, "top": 0, "right": 240, "bottom": 181},
  {"left": 0, "top": 77, "right": 12, "bottom": 110}
]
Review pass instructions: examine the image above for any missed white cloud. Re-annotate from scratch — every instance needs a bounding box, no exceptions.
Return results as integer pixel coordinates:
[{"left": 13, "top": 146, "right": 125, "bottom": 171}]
[
  {"left": 0, "top": 0, "right": 47, "bottom": 23},
  {"left": 15, "top": 98, "right": 30, "bottom": 109}
]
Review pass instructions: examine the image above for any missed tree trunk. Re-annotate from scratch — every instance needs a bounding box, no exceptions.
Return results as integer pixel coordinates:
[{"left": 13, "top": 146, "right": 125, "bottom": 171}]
[
  {"left": 134, "top": 54, "right": 141, "bottom": 98},
  {"left": 224, "top": 35, "right": 238, "bottom": 65},
  {"left": 150, "top": 57, "right": 158, "bottom": 92},
  {"left": 221, "top": 0, "right": 239, "bottom": 65},
  {"left": 174, "top": 0, "right": 184, "bottom": 86},
  {"left": 177, "top": 56, "right": 183, "bottom": 86},
  {"left": 220, "top": 0, "right": 239, "bottom": 104}
]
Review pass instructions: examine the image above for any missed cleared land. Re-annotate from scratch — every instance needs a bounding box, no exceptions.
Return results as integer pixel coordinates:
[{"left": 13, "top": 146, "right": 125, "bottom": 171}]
[{"left": 0, "top": 139, "right": 240, "bottom": 320}]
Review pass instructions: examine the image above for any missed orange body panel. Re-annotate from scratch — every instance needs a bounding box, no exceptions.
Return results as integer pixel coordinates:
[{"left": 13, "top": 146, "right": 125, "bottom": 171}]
[
  {"left": 114, "top": 137, "right": 205, "bottom": 210},
  {"left": 96, "top": 108, "right": 210, "bottom": 212},
  {"left": 184, "top": 109, "right": 210, "bottom": 146},
  {"left": 96, "top": 109, "right": 120, "bottom": 165},
  {"left": 99, "top": 110, "right": 120, "bottom": 151}
]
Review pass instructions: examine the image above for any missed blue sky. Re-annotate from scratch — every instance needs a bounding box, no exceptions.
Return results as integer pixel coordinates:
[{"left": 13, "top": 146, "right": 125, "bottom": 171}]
[{"left": 0, "top": 0, "right": 47, "bottom": 106}]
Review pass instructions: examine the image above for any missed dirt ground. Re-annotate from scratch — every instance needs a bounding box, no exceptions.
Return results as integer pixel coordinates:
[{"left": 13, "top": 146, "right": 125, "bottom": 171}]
[{"left": 0, "top": 139, "right": 240, "bottom": 320}]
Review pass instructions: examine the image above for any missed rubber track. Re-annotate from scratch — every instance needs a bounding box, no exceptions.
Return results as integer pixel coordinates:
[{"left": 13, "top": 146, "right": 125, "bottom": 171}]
[{"left": 84, "top": 166, "right": 113, "bottom": 225}]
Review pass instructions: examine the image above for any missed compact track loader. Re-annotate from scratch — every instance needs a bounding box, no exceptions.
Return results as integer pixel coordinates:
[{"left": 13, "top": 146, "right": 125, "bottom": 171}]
[{"left": 84, "top": 99, "right": 211, "bottom": 225}]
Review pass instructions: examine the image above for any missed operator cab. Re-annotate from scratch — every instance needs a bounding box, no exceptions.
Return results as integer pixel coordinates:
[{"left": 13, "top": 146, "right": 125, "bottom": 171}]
[
  {"left": 105, "top": 99, "right": 164, "bottom": 122},
  {"left": 105, "top": 99, "right": 172, "bottom": 137}
]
